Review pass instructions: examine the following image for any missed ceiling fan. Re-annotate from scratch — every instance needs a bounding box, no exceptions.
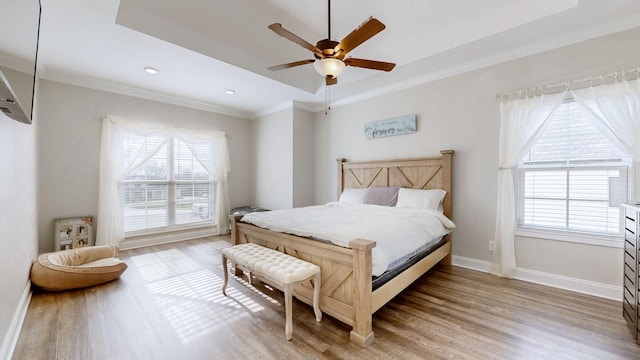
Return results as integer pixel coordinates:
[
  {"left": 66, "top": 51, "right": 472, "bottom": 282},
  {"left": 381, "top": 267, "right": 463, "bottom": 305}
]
[{"left": 267, "top": 0, "right": 396, "bottom": 86}]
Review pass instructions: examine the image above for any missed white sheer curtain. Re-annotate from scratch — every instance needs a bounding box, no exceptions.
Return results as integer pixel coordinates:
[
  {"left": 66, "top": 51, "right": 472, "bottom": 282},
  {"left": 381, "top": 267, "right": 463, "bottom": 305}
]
[
  {"left": 491, "top": 91, "right": 566, "bottom": 277},
  {"left": 571, "top": 79, "right": 640, "bottom": 161},
  {"left": 175, "top": 127, "right": 231, "bottom": 234},
  {"left": 97, "top": 116, "right": 166, "bottom": 245},
  {"left": 97, "top": 116, "right": 231, "bottom": 245}
]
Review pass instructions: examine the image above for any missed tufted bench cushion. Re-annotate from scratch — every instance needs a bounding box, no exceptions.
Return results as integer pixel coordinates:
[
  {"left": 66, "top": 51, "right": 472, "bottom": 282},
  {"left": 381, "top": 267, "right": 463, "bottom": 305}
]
[
  {"left": 223, "top": 243, "right": 320, "bottom": 284},
  {"left": 222, "top": 243, "right": 321, "bottom": 340},
  {"left": 31, "top": 245, "right": 127, "bottom": 291}
]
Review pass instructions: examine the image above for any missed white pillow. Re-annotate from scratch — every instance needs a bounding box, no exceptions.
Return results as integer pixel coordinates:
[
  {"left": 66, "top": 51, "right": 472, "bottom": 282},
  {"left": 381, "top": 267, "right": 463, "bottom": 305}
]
[
  {"left": 338, "top": 188, "right": 368, "bottom": 204},
  {"left": 396, "top": 188, "right": 447, "bottom": 212}
]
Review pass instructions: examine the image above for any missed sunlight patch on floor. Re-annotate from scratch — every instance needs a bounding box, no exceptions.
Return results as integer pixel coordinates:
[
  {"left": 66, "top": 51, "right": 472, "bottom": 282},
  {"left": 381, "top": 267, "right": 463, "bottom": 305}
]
[
  {"left": 231, "top": 274, "right": 281, "bottom": 306},
  {"left": 129, "top": 244, "right": 282, "bottom": 343},
  {"left": 158, "top": 295, "right": 250, "bottom": 344}
]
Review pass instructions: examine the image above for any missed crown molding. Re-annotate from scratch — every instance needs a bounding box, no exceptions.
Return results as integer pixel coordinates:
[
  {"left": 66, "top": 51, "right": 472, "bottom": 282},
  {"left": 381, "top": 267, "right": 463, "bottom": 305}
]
[
  {"left": 330, "top": 17, "right": 640, "bottom": 110},
  {"left": 40, "top": 70, "right": 254, "bottom": 119},
  {"left": 0, "top": 55, "right": 33, "bottom": 75},
  {"left": 252, "top": 100, "right": 320, "bottom": 119},
  {"left": 252, "top": 100, "right": 293, "bottom": 119}
]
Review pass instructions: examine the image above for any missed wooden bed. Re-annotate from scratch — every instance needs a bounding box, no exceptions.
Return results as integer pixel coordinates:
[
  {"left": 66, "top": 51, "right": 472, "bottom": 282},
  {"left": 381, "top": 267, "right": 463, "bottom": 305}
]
[{"left": 230, "top": 150, "right": 454, "bottom": 347}]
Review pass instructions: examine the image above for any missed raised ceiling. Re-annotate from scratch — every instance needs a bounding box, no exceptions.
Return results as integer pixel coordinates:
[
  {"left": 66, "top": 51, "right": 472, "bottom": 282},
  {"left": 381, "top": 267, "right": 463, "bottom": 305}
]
[{"left": 3, "top": 0, "right": 640, "bottom": 118}]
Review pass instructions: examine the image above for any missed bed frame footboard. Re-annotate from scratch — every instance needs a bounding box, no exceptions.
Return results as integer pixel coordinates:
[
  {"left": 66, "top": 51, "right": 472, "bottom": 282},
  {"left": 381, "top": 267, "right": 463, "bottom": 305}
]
[{"left": 230, "top": 214, "right": 376, "bottom": 346}]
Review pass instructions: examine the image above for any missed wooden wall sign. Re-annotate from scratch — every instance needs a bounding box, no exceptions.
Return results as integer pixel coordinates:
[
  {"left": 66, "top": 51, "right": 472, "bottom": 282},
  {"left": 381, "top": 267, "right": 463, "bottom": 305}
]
[{"left": 365, "top": 115, "right": 416, "bottom": 139}]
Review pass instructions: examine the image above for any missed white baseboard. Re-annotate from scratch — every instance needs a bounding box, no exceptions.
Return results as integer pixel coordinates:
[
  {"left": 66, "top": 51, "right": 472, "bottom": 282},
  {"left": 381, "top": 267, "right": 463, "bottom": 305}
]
[
  {"left": 452, "top": 255, "right": 622, "bottom": 301},
  {"left": 451, "top": 255, "right": 491, "bottom": 273},
  {"left": 0, "top": 282, "right": 32, "bottom": 360}
]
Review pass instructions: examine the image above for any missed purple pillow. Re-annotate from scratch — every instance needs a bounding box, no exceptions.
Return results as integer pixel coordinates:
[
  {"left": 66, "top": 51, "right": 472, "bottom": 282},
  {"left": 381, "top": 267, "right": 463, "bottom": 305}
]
[{"left": 364, "top": 187, "right": 399, "bottom": 206}]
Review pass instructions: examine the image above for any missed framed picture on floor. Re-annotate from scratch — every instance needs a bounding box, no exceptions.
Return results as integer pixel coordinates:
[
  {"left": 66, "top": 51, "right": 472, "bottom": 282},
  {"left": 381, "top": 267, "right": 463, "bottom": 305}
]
[{"left": 54, "top": 216, "right": 94, "bottom": 251}]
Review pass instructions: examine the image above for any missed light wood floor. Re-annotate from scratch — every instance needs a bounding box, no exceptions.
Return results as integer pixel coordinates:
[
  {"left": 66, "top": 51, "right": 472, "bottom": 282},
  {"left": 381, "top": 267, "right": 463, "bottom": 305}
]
[{"left": 13, "top": 236, "right": 640, "bottom": 359}]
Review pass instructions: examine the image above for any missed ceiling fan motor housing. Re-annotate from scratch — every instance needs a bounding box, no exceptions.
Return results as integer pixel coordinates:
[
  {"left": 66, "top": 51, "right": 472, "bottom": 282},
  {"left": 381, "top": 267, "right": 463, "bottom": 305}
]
[{"left": 315, "top": 39, "right": 341, "bottom": 59}]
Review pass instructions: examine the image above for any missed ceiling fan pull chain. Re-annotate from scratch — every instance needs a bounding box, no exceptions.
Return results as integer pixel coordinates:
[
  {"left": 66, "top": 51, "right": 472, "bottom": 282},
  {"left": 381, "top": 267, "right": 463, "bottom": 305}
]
[
  {"left": 325, "top": 85, "right": 331, "bottom": 115},
  {"left": 325, "top": 85, "right": 328, "bottom": 115}
]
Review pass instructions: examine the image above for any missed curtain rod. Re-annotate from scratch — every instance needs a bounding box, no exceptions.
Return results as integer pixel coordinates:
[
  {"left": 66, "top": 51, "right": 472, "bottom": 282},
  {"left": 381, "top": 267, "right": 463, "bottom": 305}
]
[{"left": 495, "top": 66, "right": 640, "bottom": 102}]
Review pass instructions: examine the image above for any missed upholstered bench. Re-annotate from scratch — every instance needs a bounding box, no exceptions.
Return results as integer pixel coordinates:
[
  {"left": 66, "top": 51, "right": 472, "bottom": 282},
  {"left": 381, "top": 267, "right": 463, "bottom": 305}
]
[{"left": 221, "top": 243, "right": 322, "bottom": 340}]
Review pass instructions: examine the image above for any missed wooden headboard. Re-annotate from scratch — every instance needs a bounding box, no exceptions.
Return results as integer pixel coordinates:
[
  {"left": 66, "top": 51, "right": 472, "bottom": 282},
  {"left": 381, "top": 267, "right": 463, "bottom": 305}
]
[{"left": 336, "top": 150, "right": 454, "bottom": 219}]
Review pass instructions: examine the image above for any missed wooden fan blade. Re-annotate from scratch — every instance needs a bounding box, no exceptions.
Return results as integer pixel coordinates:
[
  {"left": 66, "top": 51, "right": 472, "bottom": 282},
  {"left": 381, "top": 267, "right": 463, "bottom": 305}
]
[
  {"left": 268, "top": 59, "right": 315, "bottom": 71},
  {"left": 344, "top": 58, "right": 396, "bottom": 72},
  {"left": 326, "top": 76, "right": 338, "bottom": 86},
  {"left": 268, "top": 23, "right": 322, "bottom": 56},
  {"left": 334, "top": 17, "right": 385, "bottom": 57}
]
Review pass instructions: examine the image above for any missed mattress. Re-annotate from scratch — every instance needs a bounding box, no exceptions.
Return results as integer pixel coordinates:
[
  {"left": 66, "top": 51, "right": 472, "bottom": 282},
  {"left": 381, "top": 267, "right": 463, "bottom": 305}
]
[
  {"left": 372, "top": 236, "right": 446, "bottom": 290},
  {"left": 240, "top": 202, "right": 455, "bottom": 277}
]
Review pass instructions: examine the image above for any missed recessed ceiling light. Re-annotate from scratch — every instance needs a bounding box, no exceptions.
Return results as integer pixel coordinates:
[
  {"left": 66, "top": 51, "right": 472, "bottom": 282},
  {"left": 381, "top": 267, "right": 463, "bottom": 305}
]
[
  {"left": 144, "top": 67, "right": 159, "bottom": 75},
  {"left": 225, "top": 89, "right": 235, "bottom": 95}
]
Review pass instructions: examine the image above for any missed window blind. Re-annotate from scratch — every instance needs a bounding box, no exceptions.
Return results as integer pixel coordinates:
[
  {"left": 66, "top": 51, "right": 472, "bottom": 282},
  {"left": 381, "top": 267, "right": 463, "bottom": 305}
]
[
  {"left": 519, "top": 99, "right": 631, "bottom": 236},
  {"left": 172, "top": 139, "right": 214, "bottom": 225},
  {"left": 121, "top": 135, "right": 214, "bottom": 233}
]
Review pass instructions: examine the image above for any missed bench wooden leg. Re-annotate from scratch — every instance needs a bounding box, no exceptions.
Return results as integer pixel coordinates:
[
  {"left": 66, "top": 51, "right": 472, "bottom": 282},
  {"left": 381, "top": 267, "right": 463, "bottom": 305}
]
[
  {"left": 284, "top": 283, "right": 293, "bottom": 340},
  {"left": 233, "top": 264, "right": 243, "bottom": 277},
  {"left": 221, "top": 254, "right": 228, "bottom": 296},
  {"left": 312, "top": 273, "right": 322, "bottom": 323}
]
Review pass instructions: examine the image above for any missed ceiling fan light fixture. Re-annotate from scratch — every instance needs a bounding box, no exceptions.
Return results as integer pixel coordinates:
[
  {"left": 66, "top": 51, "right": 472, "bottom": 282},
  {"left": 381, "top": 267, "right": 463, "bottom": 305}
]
[
  {"left": 313, "top": 58, "right": 345, "bottom": 78},
  {"left": 266, "top": 1, "right": 394, "bottom": 86}
]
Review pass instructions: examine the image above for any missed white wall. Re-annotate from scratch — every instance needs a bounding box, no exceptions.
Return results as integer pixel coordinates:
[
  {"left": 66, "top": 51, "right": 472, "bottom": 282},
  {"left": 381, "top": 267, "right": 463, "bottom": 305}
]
[
  {"left": 313, "top": 26, "right": 640, "bottom": 290},
  {"left": 253, "top": 108, "right": 293, "bottom": 209},
  {"left": 0, "top": 73, "right": 38, "bottom": 358},
  {"left": 253, "top": 105, "right": 315, "bottom": 210},
  {"left": 292, "top": 107, "right": 315, "bottom": 208},
  {"left": 36, "top": 80, "right": 253, "bottom": 252}
]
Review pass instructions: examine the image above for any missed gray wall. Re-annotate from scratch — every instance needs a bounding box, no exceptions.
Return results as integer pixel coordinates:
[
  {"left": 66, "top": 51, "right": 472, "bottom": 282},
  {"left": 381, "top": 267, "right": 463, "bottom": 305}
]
[
  {"left": 313, "top": 26, "right": 640, "bottom": 289},
  {"left": 292, "top": 107, "right": 315, "bottom": 208},
  {"left": 36, "top": 80, "right": 253, "bottom": 252},
  {"left": 253, "top": 105, "right": 315, "bottom": 210},
  {"left": 253, "top": 107, "right": 293, "bottom": 209}
]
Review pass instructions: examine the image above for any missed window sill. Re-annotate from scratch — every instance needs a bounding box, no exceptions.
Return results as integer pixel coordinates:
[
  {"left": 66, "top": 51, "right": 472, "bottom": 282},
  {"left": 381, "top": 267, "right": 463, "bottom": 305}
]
[
  {"left": 125, "top": 221, "right": 216, "bottom": 238},
  {"left": 120, "top": 222, "right": 219, "bottom": 250},
  {"left": 515, "top": 227, "right": 622, "bottom": 248}
]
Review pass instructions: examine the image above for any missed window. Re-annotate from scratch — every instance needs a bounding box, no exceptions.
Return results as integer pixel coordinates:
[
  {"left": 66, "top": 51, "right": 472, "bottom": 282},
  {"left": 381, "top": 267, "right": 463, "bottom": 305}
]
[
  {"left": 98, "top": 116, "right": 230, "bottom": 245},
  {"left": 121, "top": 136, "right": 215, "bottom": 233},
  {"left": 518, "top": 98, "right": 632, "bottom": 238}
]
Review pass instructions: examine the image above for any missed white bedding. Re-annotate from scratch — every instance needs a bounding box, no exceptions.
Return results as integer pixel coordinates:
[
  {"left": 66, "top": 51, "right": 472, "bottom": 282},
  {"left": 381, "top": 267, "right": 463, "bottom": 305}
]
[{"left": 240, "top": 202, "right": 456, "bottom": 276}]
